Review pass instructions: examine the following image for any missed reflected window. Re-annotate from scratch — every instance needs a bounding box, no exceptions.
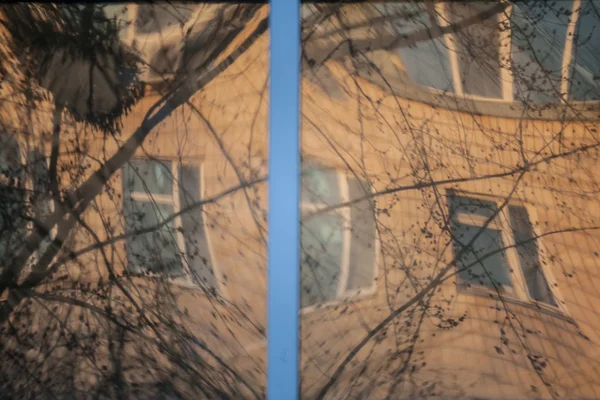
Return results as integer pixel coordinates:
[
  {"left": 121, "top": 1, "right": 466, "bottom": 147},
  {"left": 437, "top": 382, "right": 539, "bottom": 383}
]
[
  {"left": 447, "top": 2, "right": 503, "bottom": 98},
  {"left": 301, "top": 165, "right": 377, "bottom": 308},
  {"left": 0, "top": 134, "right": 24, "bottom": 271},
  {"left": 511, "top": 1, "right": 571, "bottom": 103},
  {"left": 123, "top": 159, "right": 215, "bottom": 289},
  {"left": 569, "top": 0, "right": 600, "bottom": 101},
  {"left": 135, "top": 4, "right": 194, "bottom": 34},
  {"left": 380, "top": 2, "right": 454, "bottom": 93},
  {"left": 450, "top": 195, "right": 513, "bottom": 292},
  {"left": 449, "top": 194, "right": 555, "bottom": 306},
  {"left": 508, "top": 204, "right": 555, "bottom": 306}
]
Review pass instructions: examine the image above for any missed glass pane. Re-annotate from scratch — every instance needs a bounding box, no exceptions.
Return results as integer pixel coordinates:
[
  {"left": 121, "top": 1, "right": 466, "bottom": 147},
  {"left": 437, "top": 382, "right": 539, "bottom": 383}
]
[
  {"left": 301, "top": 213, "right": 344, "bottom": 308},
  {"left": 569, "top": 0, "right": 600, "bottom": 101},
  {"left": 447, "top": 2, "right": 503, "bottom": 98},
  {"left": 346, "top": 177, "right": 377, "bottom": 291},
  {"left": 125, "top": 200, "right": 183, "bottom": 276},
  {"left": 508, "top": 205, "right": 555, "bottom": 305},
  {"left": 301, "top": 164, "right": 340, "bottom": 205},
  {"left": 178, "top": 164, "right": 216, "bottom": 290},
  {"left": 453, "top": 223, "right": 513, "bottom": 289},
  {"left": 511, "top": 1, "right": 570, "bottom": 103},
  {"left": 301, "top": 3, "right": 600, "bottom": 399},
  {"left": 125, "top": 159, "right": 173, "bottom": 195},
  {"left": 382, "top": 2, "right": 454, "bottom": 92},
  {"left": 0, "top": 3, "right": 269, "bottom": 398},
  {"left": 0, "top": 134, "right": 25, "bottom": 271},
  {"left": 134, "top": 4, "right": 194, "bottom": 34}
]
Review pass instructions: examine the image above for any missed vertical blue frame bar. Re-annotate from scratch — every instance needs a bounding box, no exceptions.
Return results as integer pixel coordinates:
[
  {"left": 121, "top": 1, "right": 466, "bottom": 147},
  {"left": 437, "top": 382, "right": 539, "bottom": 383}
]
[{"left": 268, "top": 0, "right": 300, "bottom": 399}]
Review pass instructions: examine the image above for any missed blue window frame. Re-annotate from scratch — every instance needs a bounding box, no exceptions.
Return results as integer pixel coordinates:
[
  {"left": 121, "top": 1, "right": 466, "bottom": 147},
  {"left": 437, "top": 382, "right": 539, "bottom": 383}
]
[{"left": 268, "top": 0, "right": 300, "bottom": 399}]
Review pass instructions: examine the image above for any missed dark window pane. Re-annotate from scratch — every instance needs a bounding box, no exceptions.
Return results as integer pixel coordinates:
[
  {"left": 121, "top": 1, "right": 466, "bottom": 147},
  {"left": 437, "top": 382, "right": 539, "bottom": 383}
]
[
  {"left": 179, "top": 165, "right": 216, "bottom": 289},
  {"left": 508, "top": 205, "right": 555, "bottom": 306},
  {"left": 448, "top": 2, "right": 503, "bottom": 98},
  {"left": 453, "top": 222, "right": 513, "bottom": 290},
  {"left": 29, "top": 150, "right": 52, "bottom": 219},
  {"left": 569, "top": 0, "right": 600, "bottom": 101},
  {"left": 125, "top": 159, "right": 173, "bottom": 195},
  {"left": 301, "top": 213, "right": 344, "bottom": 307},
  {"left": 346, "top": 177, "right": 376, "bottom": 291},
  {"left": 511, "top": 1, "right": 570, "bottom": 103},
  {"left": 124, "top": 200, "right": 183, "bottom": 276},
  {"left": 383, "top": 2, "right": 454, "bottom": 92},
  {"left": 0, "top": 134, "right": 24, "bottom": 271}
]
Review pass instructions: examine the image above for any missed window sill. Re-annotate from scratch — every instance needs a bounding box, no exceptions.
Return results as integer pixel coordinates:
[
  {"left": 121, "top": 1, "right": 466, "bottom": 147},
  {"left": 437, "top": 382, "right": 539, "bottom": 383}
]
[
  {"left": 300, "top": 286, "right": 378, "bottom": 316},
  {"left": 128, "top": 272, "right": 222, "bottom": 298},
  {"left": 457, "top": 285, "right": 574, "bottom": 324},
  {"left": 354, "top": 69, "right": 600, "bottom": 122}
]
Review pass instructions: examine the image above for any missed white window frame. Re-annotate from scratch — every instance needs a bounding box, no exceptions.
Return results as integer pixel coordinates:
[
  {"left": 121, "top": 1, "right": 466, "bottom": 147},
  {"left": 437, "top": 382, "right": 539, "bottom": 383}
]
[
  {"left": 508, "top": 203, "right": 569, "bottom": 315},
  {"left": 118, "top": 1, "right": 593, "bottom": 105},
  {"left": 560, "top": 0, "right": 582, "bottom": 102},
  {"left": 125, "top": 158, "right": 222, "bottom": 294},
  {"left": 300, "top": 166, "right": 379, "bottom": 313},
  {"left": 452, "top": 210, "right": 518, "bottom": 297},
  {"left": 398, "top": 1, "right": 591, "bottom": 105},
  {"left": 437, "top": 1, "right": 514, "bottom": 103},
  {"left": 449, "top": 193, "right": 568, "bottom": 315},
  {"left": 560, "top": 0, "right": 600, "bottom": 105}
]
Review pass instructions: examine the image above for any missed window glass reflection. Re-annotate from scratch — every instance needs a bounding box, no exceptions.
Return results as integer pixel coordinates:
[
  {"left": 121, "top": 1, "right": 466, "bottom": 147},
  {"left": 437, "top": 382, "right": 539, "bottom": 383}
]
[
  {"left": 511, "top": 1, "right": 571, "bottom": 103},
  {"left": 300, "top": 166, "right": 377, "bottom": 309},
  {"left": 447, "top": 2, "right": 503, "bottom": 98},
  {"left": 380, "top": 2, "right": 454, "bottom": 92},
  {"left": 301, "top": 214, "right": 345, "bottom": 307},
  {"left": 569, "top": 0, "right": 600, "bottom": 101},
  {"left": 135, "top": 4, "right": 194, "bottom": 34},
  {"left": 0, "top": 3, "right": 270, "bottom": 399},
  {"left": 453, "top": 223, "right": 513, "bottom": 289}
]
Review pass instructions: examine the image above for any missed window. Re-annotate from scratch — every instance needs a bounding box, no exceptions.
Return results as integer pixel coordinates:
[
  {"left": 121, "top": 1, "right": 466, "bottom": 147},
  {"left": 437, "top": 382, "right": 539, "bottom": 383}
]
[
  {"left": 510, "top": 1, "right": 571, "bottom": 103},
  {"left": 449, "top": 194, "right": 556, "bottom": 307},
  {"left": 135, "top": 4, "right": 194, "bottom": 34},
  {"left": 0, "top": 135, "right": 55, "bottom": 274},
  {"left": 367, "top": 1, "right": 600, "bottom": 106},
  {"left": 300, "top": 164, "right": 377, "bottom": 308},
  {"left": 28, "top": 149, "right": 55, "bottom": 268},
  {"left": 507, "top": 204, "right": 555, "bottom": 306},
  {"left": 569, "top": 0, "right": 600, "bottom": 101},
  {"left": 382, "top": 2, "right": 455, "bottom": 93},
  {"left": 450, "top": 195, "right": 514, "bottom": 293},
  {"left": 0, "top": 134, "right": 25, "bottom": 271},
  {"left": 123, "top": 159, "right": 216, "bottom": 290},
  {"left": 447, "top": 2, "right": 503, "bottom": 98}
]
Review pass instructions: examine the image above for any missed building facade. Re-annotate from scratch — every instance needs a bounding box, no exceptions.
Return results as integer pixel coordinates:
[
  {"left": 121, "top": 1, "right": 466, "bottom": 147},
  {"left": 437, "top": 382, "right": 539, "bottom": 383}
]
[{"left": 1, "top": 2, "right": 600, "bottom": 399}]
